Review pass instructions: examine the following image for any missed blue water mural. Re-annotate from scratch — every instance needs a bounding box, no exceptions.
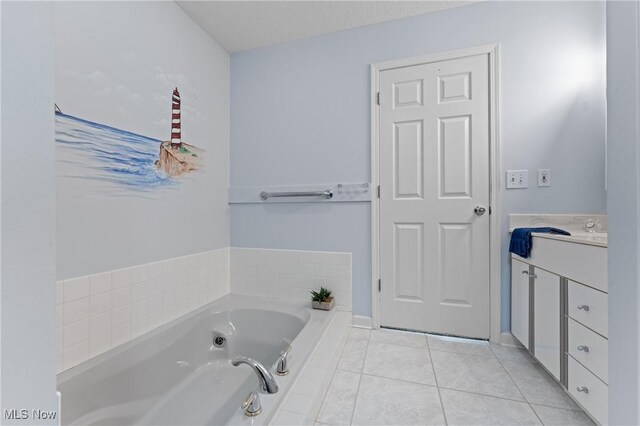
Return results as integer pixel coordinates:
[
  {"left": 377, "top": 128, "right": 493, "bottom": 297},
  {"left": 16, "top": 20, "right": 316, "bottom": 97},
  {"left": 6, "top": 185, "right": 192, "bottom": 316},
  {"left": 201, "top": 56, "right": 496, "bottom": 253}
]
[{"left": 56, "top": 112, "right": 179, "bottom": 196}]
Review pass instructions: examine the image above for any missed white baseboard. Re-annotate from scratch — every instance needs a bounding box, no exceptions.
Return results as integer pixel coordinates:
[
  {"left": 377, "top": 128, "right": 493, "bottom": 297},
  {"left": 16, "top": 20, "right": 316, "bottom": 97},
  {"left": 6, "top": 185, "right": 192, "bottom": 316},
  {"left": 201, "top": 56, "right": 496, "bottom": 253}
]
[
  {"left": 351, "top": 315, "right": 372, "bottom": 329},
  {"left": 500, "top": 332, "right": 524, "bottom": 348}
]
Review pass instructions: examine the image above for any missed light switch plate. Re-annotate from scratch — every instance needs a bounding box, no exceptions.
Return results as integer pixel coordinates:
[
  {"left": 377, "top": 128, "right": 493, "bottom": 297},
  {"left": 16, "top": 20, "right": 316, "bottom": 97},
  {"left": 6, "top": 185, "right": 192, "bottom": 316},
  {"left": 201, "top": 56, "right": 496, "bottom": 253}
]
[
  {"left": 506, "top": 170, "right": 528, "bottom": 189},
  {"left": 538, "top": 169, "right": 551, "bottom": 187}
]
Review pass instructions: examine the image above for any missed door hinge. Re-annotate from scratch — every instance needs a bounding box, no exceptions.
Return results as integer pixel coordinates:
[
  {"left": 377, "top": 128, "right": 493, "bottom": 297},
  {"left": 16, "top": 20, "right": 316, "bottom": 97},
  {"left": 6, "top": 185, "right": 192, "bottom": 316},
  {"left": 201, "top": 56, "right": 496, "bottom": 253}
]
[
  {"left": 377, "top": 185, "right": 380, "bottom": 198},
  {"left": 376, "top": 91, "right": 380, "bottom": 106},
  {"left": 378, "top": 278, "right": 381, "bottom": 292},
  {"left": 489, "top": 206, "right": 492, "bottom": 215}
]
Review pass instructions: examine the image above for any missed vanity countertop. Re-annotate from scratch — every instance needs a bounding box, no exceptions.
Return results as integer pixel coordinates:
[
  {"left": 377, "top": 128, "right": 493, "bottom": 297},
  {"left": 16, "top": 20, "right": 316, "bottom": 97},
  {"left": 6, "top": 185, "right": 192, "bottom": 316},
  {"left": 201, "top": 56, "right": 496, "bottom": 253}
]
[
  {"left": 508, "top": 214, "right": 608, "bottom": 248},
  {"left": 509, "top": 229, "right": 607, "bottom": 248}
]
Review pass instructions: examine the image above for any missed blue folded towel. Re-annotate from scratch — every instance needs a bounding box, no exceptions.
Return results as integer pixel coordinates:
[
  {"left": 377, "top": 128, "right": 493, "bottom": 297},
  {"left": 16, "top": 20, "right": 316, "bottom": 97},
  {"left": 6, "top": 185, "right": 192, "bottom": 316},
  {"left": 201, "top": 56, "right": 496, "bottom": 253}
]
[{"left": 509, "top": 227, "right": 571, "bottom": 258}]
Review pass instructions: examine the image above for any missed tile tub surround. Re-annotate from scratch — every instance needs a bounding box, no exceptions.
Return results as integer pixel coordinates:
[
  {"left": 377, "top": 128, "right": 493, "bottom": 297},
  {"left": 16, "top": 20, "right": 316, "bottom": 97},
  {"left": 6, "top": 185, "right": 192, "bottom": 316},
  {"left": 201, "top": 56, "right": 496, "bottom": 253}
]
[
  {"left": 314, "top": 329, "right": 594, "bottom": 426},
  {"left": 230, "top": 248, "right": 352, "bottom": 311},
  {"left": 56, "top": 248, "right": 229, "bottom": 373}
]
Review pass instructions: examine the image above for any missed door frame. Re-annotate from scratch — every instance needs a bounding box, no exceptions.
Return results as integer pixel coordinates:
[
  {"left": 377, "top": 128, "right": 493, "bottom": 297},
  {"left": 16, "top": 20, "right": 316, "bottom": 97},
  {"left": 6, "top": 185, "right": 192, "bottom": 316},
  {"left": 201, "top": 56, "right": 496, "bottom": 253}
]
[{"left": 370, "top": 43, "right": 502, "bottom": 343}]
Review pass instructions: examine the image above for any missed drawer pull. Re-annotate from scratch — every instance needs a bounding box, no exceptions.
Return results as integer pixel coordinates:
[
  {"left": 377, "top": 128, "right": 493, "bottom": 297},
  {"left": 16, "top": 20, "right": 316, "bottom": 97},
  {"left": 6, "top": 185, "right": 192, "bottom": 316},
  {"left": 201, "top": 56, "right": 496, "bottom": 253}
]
[
  {"left": 521, "top": 270, "right": 529, "bottom": 275},
  {"left": 577, "top": 345, "right": 590, "bottom": 352},
  {"left": 577, "top": 305, "right": 590, "bottom": 311},
  {"left": 576, "top": 386, "right": 589, "bottom": 394}
]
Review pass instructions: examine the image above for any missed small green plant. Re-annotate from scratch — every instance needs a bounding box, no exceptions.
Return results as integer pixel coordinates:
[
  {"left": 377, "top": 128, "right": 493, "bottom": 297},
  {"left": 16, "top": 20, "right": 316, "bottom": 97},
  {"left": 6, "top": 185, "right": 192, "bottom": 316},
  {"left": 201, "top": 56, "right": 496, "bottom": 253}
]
[{"left": 310, "top": 287, "right": 332, "bottom": 302}]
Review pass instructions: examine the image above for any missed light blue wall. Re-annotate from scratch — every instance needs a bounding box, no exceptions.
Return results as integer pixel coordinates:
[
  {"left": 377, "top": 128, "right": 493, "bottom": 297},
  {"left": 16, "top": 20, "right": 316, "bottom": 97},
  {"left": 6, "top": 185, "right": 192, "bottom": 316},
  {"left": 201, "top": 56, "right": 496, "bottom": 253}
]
[
  {"left": 1, "top": 1, "right": 58, "bottom": 420},
  {"left": 230, "top": 1, "right": 607, "bottom": 327},
  {"left": 606, "top": 1, "right": 640, "bottom": 423}
]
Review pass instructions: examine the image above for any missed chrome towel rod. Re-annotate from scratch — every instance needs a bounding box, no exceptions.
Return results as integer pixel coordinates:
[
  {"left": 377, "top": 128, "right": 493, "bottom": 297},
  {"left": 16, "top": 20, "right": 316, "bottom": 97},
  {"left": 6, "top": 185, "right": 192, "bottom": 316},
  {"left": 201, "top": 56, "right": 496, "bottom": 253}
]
[{"left": 259, "top": 190, "right": 333, "bottom": 201}]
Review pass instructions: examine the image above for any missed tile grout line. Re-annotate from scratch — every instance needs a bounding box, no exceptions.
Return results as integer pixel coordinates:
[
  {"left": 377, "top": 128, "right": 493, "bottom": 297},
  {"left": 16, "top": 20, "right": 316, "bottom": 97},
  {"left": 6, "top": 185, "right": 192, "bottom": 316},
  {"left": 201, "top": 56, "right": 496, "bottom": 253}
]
[
  {"left": 492, "top": 348, "right": 547, "bottom": 425},
  {"left": 315, "top": 330, "right": 360, "bottom": 425},
  {"left": 426, "top": 333, "right": 449, "bottom": 426},
  {"left": 347, "top": 334, "right": 371, "bottom": 425}
]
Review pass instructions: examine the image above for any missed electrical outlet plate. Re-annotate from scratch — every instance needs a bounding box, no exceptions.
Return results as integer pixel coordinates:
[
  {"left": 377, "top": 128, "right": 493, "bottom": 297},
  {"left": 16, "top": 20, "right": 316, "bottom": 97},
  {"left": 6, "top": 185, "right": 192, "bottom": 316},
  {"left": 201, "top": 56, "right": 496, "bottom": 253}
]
[
  {"left": 506, "top": 170, "right": 528, "bottom": 189},
  {"left": 538, "top": 169, "right": 551, "bottom": 187}
]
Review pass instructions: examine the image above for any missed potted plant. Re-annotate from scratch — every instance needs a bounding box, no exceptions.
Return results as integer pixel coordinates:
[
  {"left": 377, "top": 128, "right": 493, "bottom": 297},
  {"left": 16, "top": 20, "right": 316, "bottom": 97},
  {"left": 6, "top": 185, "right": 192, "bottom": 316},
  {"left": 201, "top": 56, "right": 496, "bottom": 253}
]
[{"left": 310, "top": 287, "right": 334, "bottom": 311}]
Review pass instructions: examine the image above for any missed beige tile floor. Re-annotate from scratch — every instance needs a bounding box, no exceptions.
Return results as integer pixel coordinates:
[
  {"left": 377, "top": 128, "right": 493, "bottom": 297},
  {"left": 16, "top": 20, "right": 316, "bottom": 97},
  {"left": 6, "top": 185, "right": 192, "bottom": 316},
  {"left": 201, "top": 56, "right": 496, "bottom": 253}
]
[{"left": 315, "top": 328, "right": 594, "bottom": 426}]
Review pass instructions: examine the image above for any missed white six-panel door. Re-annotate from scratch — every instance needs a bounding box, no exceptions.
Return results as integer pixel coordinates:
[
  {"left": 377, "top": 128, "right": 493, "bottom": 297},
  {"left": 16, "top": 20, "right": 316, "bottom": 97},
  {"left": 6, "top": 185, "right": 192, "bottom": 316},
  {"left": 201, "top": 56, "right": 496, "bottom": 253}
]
[{"left": 379, "top": 53, "right": 490, "bottom": 338}]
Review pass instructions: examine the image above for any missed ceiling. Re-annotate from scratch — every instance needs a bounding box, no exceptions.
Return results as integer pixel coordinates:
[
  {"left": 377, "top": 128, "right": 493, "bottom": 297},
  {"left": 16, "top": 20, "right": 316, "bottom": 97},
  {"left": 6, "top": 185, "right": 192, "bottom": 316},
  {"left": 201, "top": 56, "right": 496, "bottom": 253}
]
[{"left": 176, "top": 1, "right": 478, "bottom": 53}]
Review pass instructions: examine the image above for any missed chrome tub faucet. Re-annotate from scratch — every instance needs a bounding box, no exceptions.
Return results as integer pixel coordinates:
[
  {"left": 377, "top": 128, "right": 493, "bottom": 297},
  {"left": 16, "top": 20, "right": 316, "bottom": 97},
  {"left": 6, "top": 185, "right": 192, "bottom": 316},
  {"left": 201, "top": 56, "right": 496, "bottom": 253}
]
[{"left": 231, "top": 356, "right": 279, "bottom": 394}]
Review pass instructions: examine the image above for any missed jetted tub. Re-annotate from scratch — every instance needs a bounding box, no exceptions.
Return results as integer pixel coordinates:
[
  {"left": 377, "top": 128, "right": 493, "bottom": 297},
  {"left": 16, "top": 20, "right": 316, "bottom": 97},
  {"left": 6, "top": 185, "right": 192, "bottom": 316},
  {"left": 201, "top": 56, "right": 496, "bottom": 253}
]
[{"left": 58, "top": 294, "right": 334, "bottom": 425}]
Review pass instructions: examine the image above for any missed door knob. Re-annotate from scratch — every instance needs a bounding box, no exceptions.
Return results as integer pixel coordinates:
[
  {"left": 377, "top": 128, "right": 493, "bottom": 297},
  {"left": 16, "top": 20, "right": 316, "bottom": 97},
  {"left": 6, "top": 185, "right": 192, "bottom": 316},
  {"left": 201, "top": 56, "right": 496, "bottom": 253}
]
[{"left": 474, "top": 206, "right": 487, "bottom": 216}]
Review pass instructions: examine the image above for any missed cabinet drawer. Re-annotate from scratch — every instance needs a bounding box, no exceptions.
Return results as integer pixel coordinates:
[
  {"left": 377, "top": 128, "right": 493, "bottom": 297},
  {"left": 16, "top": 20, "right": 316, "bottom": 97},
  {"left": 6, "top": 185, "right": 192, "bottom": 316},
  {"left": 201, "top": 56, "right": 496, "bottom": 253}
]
[
  {"left": 568, "top": 356, "right": 608, "bottom": 425},
  {"left": 568, "top": 280, "right": 608, "bottom": 338},
  {"left": 515, "top": 237, "right": 607, "bottom": 292},
  {"left": 568, "top": 318, "right": 608, "bottom": 383}
]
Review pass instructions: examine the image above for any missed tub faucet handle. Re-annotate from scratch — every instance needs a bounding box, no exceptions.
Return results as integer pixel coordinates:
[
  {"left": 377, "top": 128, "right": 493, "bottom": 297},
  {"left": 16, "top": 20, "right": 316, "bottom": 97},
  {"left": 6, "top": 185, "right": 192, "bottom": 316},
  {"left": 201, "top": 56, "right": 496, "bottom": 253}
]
[
  {"left": 276, "top": 346, "right": 292, "bottom": 376},
  {"left": 241, "top": 391, "right": 262, "bottom": 417}
]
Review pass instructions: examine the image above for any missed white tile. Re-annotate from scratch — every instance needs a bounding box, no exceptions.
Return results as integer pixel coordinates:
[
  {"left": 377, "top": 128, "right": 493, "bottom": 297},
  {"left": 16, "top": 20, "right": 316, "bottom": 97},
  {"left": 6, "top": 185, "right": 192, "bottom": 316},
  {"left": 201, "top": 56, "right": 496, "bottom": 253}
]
[
  {"left": 56, "top": 350, "right": 64, "bottom": 373},
  {"left": 440, "top": 388, "right": 540, "bottom": 425},
  {"left": 490, "top": 343, "right": 536, "bottom": 363},
  {"left": 63, "top": 276, "right": 90, "bottom": 302},
  {"left": 112, "top": 305, "right": 131, "bottom": 328},
  {"left": 348, "top": 327, "right": 371, "bottom": 341},
  {"left": 317, "top": 370, "right": 360, "bottom": 425},
  {"left": 131, "top": 317, "right": 149, "bottom": 337},
  {"left": 131, "top": 281, "right": 148, "bottom": 302},
  {"left": 63, "top": 340, "right": 89, "bottom": 370},
  {"left": 300, "top": 365, "right": 327, "bottom": 383},
  {"left": 363, "top": 341, "right": 435, "bottom": 385},
  {"left": 130, "top": 264, "right": 148, "bottom": 283},
  {"left": 56, "top": 281, "right": 64, "bottom": 305},
  {"left": 56, "top": 327, "right": 63, "bottom": 351},
  {"left": 90, "top": 292, "right": 111, "bottom": 316},
  {"left": 427, "top": 334, "right": 495, "bottom": 358},
  {"left": 111, "top": 324, "right": 131, "bottom": 347},
  {"left": 63, "top": 319, "right": 90, "bottom": 348},
  {"left": 147, "top": 261, "right": 163, "bottom": 279},
  {"left": 352, "top": 375, "right": 445, "bottom": 426},
  {"left": 292, "top": 378, "right": 322, "bottom": 397},
  {"left": 112, "top": 286, "right": 131, "bottom": 309},
  {"left": 273, "top": 410, "right": 308, "bottom": 426},
  {"left": 90, "top": 312, "right": 111, "bottom": 337},
  {"left": 56, "top": 304, "right": 63, "bottom": 326},
  {"left": 90, "top": 272, "right": 111, "bottom": 295},
  {"left": 131, "top": 299, "right": 148, "bottom": 320},
  {"left": 338, "top": 339, "right": 368, "bottom": 373},
  {"left": 369, "top": 328, "right": 427, "bottom": 348},
  {"left": 430, "top": 350, "right": 524, "bottom": 401},
  {"left": 89, "top": 332, "right": 111, "bottom": 357},
  {"left": 112, "top": 268, "right": 132, "bottom": 289},
  {"left": 147, "top": 277, "right": 163, "bottom": 296},
  {"left": 63, "top": 297, "right": 90, "bottom": 325},
  {"left": 281, "top": 392, "right": 316, "bottom": 415},
  {"left": 147, "top": 310, "right": 162, "bottom": 328},
  {"left": 500, "top": 359, "right": 578, "bottom": 410},
  {"left": 147, "top": 293, "right": 162, "bottom": 312},
  {"left": 530, "top": 404, "right": 594, "bottom": 425}
]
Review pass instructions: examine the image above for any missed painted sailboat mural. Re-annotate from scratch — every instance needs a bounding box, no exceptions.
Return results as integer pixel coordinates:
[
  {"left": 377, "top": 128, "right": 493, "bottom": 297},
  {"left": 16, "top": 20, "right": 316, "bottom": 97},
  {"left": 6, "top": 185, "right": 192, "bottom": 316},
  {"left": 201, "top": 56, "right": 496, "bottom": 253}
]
[{"left": 55, "top": 87, "right": 203, "bottom": 197}]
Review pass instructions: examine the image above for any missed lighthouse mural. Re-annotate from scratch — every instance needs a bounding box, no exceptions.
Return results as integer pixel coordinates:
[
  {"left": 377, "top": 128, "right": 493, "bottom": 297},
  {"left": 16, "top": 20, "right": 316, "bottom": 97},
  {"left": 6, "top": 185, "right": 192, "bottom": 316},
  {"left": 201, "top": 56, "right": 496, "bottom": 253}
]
[
  {"left": 155, "top": 86, "right": 204, "bottom": 177},
  {"left": 171, "top": 87, "right": 182, "bottom": 149}
]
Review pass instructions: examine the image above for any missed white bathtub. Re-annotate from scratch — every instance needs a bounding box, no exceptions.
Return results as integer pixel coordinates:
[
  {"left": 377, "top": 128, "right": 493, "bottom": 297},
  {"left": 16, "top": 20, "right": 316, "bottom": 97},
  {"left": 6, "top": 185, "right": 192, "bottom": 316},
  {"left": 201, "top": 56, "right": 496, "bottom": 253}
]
[{"left": 57, "top": 294, "right": 334, "bottom": 425}]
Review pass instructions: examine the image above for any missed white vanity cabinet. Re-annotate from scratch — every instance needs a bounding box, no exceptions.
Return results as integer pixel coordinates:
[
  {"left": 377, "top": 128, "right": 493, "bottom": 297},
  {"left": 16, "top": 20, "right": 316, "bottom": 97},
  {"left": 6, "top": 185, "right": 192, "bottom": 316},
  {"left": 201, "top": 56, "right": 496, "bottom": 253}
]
[
  {"left": 533, "top": 268, "right": 561, "bottom": 380},
  {"left": 511, "top": 258, "right": 530, "bottom": 350},
  {"left": 510, "top": 230, "right": 608, "bottom": 425}
]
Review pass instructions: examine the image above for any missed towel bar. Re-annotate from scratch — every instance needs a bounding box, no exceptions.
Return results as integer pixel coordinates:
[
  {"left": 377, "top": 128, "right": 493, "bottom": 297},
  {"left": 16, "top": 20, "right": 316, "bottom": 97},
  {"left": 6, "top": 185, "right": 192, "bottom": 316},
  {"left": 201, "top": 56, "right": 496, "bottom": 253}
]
[{"left": 259, "top": 190, "right": 333, "bottom": 200}]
